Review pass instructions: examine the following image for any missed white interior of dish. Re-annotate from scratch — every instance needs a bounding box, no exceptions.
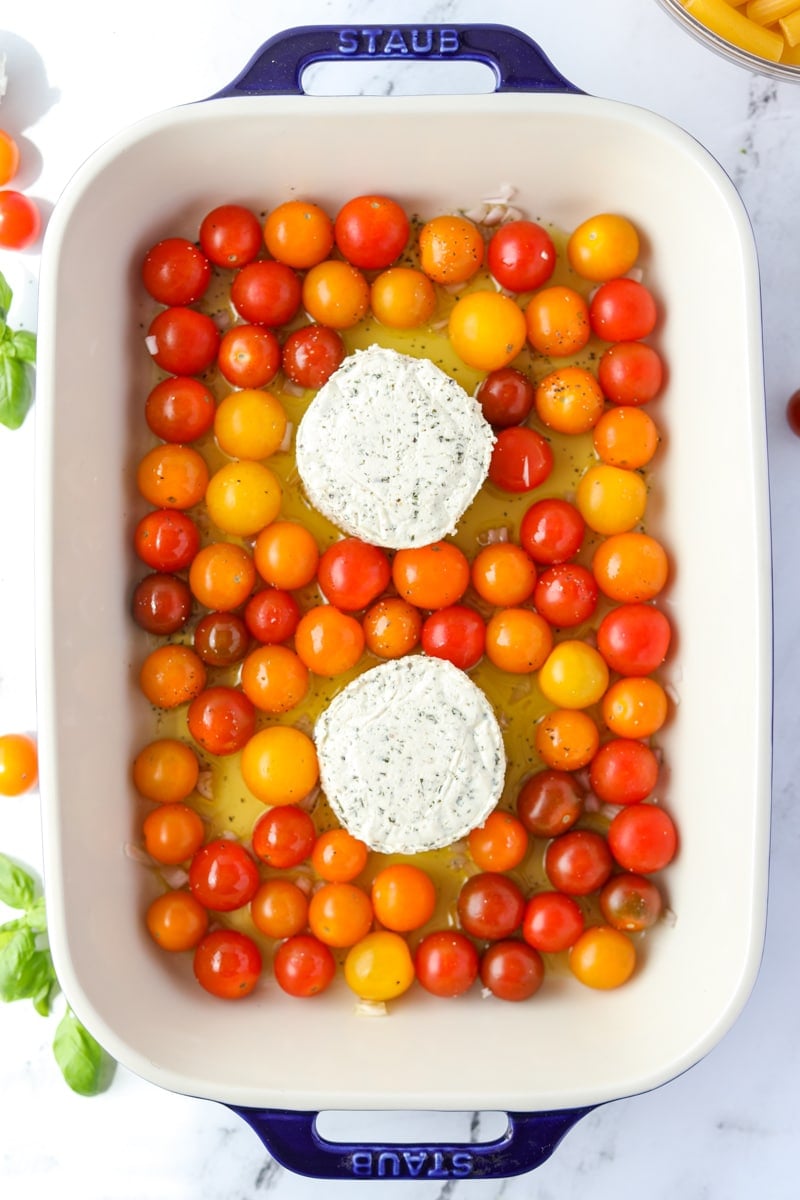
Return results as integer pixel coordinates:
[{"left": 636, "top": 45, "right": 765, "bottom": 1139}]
[{"left": 35, "top": 91, "right": 771, "bottom": 1113}]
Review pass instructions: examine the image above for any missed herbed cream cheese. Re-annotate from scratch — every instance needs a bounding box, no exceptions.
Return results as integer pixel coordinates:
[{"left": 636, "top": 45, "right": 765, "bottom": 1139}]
[
  {"left": 314, "top": 655, "right": 506, "bottom": 854},
  {"left": 295, "top": 345, "right": 494, "bottom": 550}
]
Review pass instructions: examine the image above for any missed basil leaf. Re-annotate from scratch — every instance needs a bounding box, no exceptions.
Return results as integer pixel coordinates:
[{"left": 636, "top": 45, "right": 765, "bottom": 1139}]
[
  {"left": 0, "top": 853, "right": 36, "bottom": 909},
  {"left": 0, "top": 927, "right": 45, "bottom": 1001},
  {"left": 33, "top": 974, "right": 59, "bottom": 1017},
  {"left": 12, "top": 330, "right": 36, "bottom": 364},
  {"left": 0, "top": 354, "right": 33, "bottom": 430},
  {"left": 25, "top": 895, "right": 47, "bottom": 933},
  {"left": 0, "top": 271, "right": 12, "bottom": 323},
  {"left": 53, "top": 1009, "right": 114, "bottom": 1096}
]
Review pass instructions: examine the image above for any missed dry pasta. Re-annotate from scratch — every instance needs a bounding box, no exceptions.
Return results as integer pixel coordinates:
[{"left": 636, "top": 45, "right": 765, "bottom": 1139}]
[{"left": 681, "top": 0, "right": 787, "bottom": 60}]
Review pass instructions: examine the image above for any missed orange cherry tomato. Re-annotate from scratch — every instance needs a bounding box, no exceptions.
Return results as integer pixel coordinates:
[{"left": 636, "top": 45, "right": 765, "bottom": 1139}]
[
  {"left": 142, "top": 802, "right": 205, "bottom": 865},
  {"left": 370, "top": 267, "right": 437, "bottom": 329},
  {"left": 370, "top": 864, "right": 437, "bottom": 932},
  {"left": 132, "top": 738, "right": 199, "bottom": 803},
  {"left": 362, "top": 597, "right": 422, "bottom": 659},
  {"left": 592, "top": 406, "right": 660, "bottom": 469},
  {"left": 601, "top": 676, "right": 669, "bottom": 739},
  {"left": 146, "top": 890, "right": 209, "bottom": 952},
  {"left": 484, "top": 608, "right": 553, "bottom": 674},
  {"left": 240, "top": 725, "right": 319, "bottom": 806},
  {"left": 139, "top": 644, "right": 207, "bottom": 709},
  {"left": 250, "top": 879, "right": 309, "bottom": 940},
  {"left": 263, "top": 199, "right": 335, "bottom": 269},
  {"left": 0, "top": 130, "right": 21, "bottom": 186},
  {"left": 253, "top": 520, "right": 319, "bottom": 590},
  {"left": 189, "top": 542, "right": 257, "bottom": 611},
  {"left": 240, "top": 645, "right": 309, "bottom": 713},
  {"left": 391, "top": 542, "right": 470, "bottom": 610},
  {"left": 311, "top": 828, "right": 369, "bottom": 883},
  {"left": 302, "top": 260, "right": 371, "bottom": 329},
  {"left": 567, "top": 213, "right": 640, "bottom": 282},
  {"left": 534, "top": 709, "right": 600, "bottom": 771},
  {"left": 136, "top": 444, "right": 209, "bottom": 510},
  {"left": 525, "top": 286, "right": 590, "bottom": 357},
  {"left": 0, "top": 733, "right": 38, "bottom": 796},
  {"left": 467, "top": 811, "right": 529, "bottom": 872},
  {"left": 535, "top": 366, "right": 606, "bottom": 435},
  {"left": 448, "top": 290, "right": 527, "bottom": 372},
  {"left": 592, "top": 532, "right": 669, "bottom": 602},
  {"left": 294, "top": 605, "right": 366, "bottom": 676},
  {"left": 418, "top": 214, "right": 484, "bottom": 284},
  {"left": 569, "top": 926, "right": 637, "bottom": 989},
  {"left": 308, "top": 882, "right": 374, "bottom": 948},
  {"left": 471, "top": 543, "right": 537, "bottom": 607}
]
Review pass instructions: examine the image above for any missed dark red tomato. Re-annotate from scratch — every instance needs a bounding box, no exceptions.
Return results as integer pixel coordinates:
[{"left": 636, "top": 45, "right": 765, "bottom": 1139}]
[
  {"left": 334, "top": 195, "right": 410, "bottom": 270},
  {"left": 217, "top": 324, "right": 280, "bottom": 388},
  {"left": 533, "top": 563, "right": 598, "bottom": 628},
  {"left": 479, "top": 939, "right": 544, "bottom": 1001},
  {"left": 475, "top": 367, "right": 535, "bottom": 428},
  {"left": 231, "top": 260, "right": 303, "bottom": 326},
  {"left": 421, "top": 604, "right": 486, "bottom": 670},
  {"left": 134, "top": 509, "right": 200, "bottom": 572},
  {"left": 145, "top": 377, "right": 216, "bottom": 443},
  {"left": 786, "top": 388, "right": 800, "bottom": 437},
  {"left": 317, "top": 538, "right": 391, "bottom": 611},
  {"left": 596, "top": 603, "right": 672, "bottom": 675},
  {"left": 193, "top": 929, "right": 262, "bottom": 999},
  {"left": 198, "top": 204, "right": 262, "bottom": 268},
  {"left": 607, "top": 804, "right": 678, "bottom": 873},
  {"left": 489, "top": 427, "right": 553, "bottom": 493},
  {"left": 141, "top": 237, "right": 211, "bottom": 306},
  {"left": 457, "top": 872, "right": 525, "bottom": 940},
  {"left": 521, "top": 890, "right": 585, "bottom": 953},
  {"left": 414, "top": 930, "right": 479, "bottom": 998},
  {"left": 193, "top": 612, "right": 250, "bottom": 667},
  {"left": 544, "top": 829, "right": 613, "bottom": 896},
  {"left": 187, "top": 685, "right": 256, "bottom": 756},
  {"left": 589, "top": 278, "right": 658, "bottom": 343},
  {"left": 598, "top": 341, "right": 664, "bottom": 405},
  {"left": 147, "top": 307, "right": 220, "bottom": 376},
  {"left": 273, "top": 934, "right": 336, "bottom": 997},
  {"left": 589, "top": 738, "right": 659, "bottom": 806},
  {"left": 244, "top": 588, "right": 301, "bottom": 644},
  {"left": 0, "top": 190, "right": 41, "bottom": 249},
  {"left": 251, "top": 804, "right": 317, "bottom": 868},
  {"left": 282, "top": 324, "right": 345, "bottom": 389},
  {"left": 132, "top": 572, "right": 193, "bottom": 635},
  {"left": 517, "top": 769, "right": 584, "bottom": 838},
  {"left": 189, "top": 838, "right": 260, "bottom": 911},
  {"left": 486, "top": 220, "right": 556, "bottom": 293},
  {"left": 600, "top": 872, "right": 663, "bottom": 931},
  {"left": 519, "top": 497, "right": 585, "bottom": 565}
]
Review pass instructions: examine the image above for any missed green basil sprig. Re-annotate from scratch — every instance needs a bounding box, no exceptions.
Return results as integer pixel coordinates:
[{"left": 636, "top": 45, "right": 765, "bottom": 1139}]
[
  {"left": 0, "top": 851, "right": 115, "bottom": 1094},
  {"left": 0, "top": 269, "right": 36, "bottom": 430}
]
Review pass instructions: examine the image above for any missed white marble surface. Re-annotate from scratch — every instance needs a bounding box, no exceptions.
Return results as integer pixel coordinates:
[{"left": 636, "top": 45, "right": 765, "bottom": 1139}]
[{"left": 1, "top": 0, "right": 799, "bottom": 1195}]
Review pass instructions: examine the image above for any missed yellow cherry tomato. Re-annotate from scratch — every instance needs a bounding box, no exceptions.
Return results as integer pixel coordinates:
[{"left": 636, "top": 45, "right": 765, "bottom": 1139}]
[
  {"left": 575, "top": 464, "right": 648, "bottom": 535},
  {"left": 344, "top": 931, "right": 415, "bottom": 1001},
  {"left": 213, "top": 389, "right": 287, "bottom": 460},
  {"left": 241, "top": 726, "right": 319, "bottom": 806},
  {"left": 567, "top": 214, "right": 640, "bottom": 282},
  {"left": 569, "top": 925, "right": 637, "bottom": 989},
  {"left": 538, "top": 640, "right": 609, "bottom": 709},
  {"left": 205, "top": 460, "right": 282, "bottom": 537},
  {"left": 448, "top": 290, "right": 527, "bottom": 372}
]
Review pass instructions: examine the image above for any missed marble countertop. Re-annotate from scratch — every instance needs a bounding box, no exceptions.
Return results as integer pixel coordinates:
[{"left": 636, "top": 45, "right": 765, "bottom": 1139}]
[{"left": 1, "top": 1, "right": 799, "bottom": 1196}]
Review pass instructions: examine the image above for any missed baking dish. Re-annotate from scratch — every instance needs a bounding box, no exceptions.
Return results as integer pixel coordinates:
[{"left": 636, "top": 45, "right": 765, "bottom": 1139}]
[{"left": 35, "top": 24, "right": 772, "bottom": 1181}]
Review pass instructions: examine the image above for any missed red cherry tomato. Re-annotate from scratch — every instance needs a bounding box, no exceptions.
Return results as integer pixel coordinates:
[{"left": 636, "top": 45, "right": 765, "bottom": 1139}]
[
  {"left": 489, "top": 427, "right": 554, "bottom": 493},
  {"left": 133, "top": 508, "right": 200, "bottom": 572},
  {"left": 596, "top": 603, "right": 672, "bottom": 675},
  {"left": 414, "top": 931, "right": 479, "bottom": 998},
  {"left": 533, "top": 563, "right": 599, "bottom": 628},
  {"left": 281, "top": 324, "right": 346, "bottom": 389},
  {"left": 0, "top": 190, "right": 41, "bottom": 249},
  {"left": 273, "top": 934, "right": 336, "bottom": 997},
  {"left": 193, "top": 929, "right": 262, "bottom": 999},
  {"left": 244, "top": 588, "right": 301, "bottom": 644},
  {"left": 317, "top": 538, "right": 391, "bottom": 611},
  {"left": 421, "top": 604, "right": 486, "bottom": 670},
  {"left": 132, "top": 573, "right": 193, "bottom": 636},
  {"left": 600, "top": 872, "right": 663, "bottom": 931},
  {"left": 588, "top": 738, "right": 660, "bottom": 806},
  {"left": 193, "top": 612, "right": 250, "bottom": 667},
  {"left": 519, "top": 498, "right": 585, "bottom": 565},
  {"left": 608, "top": 804, "right": 678, "bottom": 873},
  {"left": 517, "top": 769, "right": 584, "bottom": 837},
  {"left": 145, "top": 377, "right": 216, "bottom": 443},
  {"left": 252, "top": 805, "right": 317, "bottom": 868},
  {"left": 598, "top": 341, "right": 664, "bottom": 405},
  {"left": 457, "top": 872, "right": 526, "bottom": 940},
  {"left": 217, "top": 324, "right": 280, "bottom": 388},
  {"left": 589, "top": 279, "right": 658, "bottom": 343},
  {"left": 544, "top": 829, "right": 613, "bottom": 895},
  {"left": 479, "top": 940, "right": 545, "bottom": 1001},
  {"left": 231, "top": 260, "right": 303, "bottom": 326},
  {"left": 334, "top": 194, "right": 410, "bottom": 269},
  {"left": 522, "top": 891, "right": 585, "bottom": 953},
  {"left": 147, "top": 307, "right": 220, "bottom": 376},
  {"left": 199, "top": 204, "right": 262, "bottom": 267},
  {"left": 186, "top": 685, "right": 257, "bottom": 756},
  {"left": 141, "top": 237, "right": 211, "bottom": 306},
  {"left": 188, "top": 838, "right": 260, "bottom": 911},
  {"left": 486, "top": 220, "right": 556, "bottom": 293},
  {"left": 475, "top": 367, "right": 535, "bottom": 428}
]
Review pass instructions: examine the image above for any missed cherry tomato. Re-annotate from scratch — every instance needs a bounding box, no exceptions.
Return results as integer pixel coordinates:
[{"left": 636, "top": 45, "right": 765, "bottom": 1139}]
[
  {"left": 133, "top": 508, "right": 200, "bottom": 572},
  {"left": 136, "top": 444, "right": 209, "bottom": 510},
  {"left": 592, "top": 406, "right": 660, "bottom": 469},
  {"left": 146, "top": 890, "right": 208, "bottom": 952},
  {"left": 132, "top": 572, "right": 193, "bottom": 636},
  {"left": 308, "top": 881, "right": 373, "bottom": 948},
  {"left": 244, "top": 588, "right": 301, "bottom": 645},
  {"left": 421, "top": 604, "right": 485, "bottom": 670},
  {"left": 302, "top": 259, "right": 370, "bottom": 330},
  {"left": 589, "top": 278, "right": 657, "bottom": 342},
  {"left": 418, "top": 215, "right": 484, "bottom": 284},
  {"left": 344, "top": 931, "right": 415, "bottom": 1002},
  {"left": 538, "top": 640, "right": 609, "bottom": 710},
  {"left": 0, "top": 190, "right": 41, "bottom": 249},
  {"left": 362, "top": 597, "right": 422, "bottom": 659},
  {"left": 592, "top": 532, "right": 669, "bottom": 603},
  {"left": 533, "top": 563, "right": 598, "bottom": 628},
  {"left": 457, "top": 872, "right": 526, "bottom": 940},
  {"left": 132, "top": 738, "right": 199, "bottom": 804},
  {"left": 199, "top": 204, "right": 262, "bottom": 267},
  {"left": 217, "top": 324, "right": 280, "bottom": 389},
  {"left": 534, "top": 709, "right": 600, "bottom": 772},
  {"left": 281, "top": 324, "right": 345, "bottom": 389},
  {"left": 475, "top": 367, "right": 535, "bottom": 428},
  {"left": 317, "top": 538, "right": 391, "bottom": 611},
  {"left": 253, "top": 521, "right": 320, "bottom": 590},
  {"left": 334, "top": 194, "right": 410, "bottom": 269},
  {"left": 567, "top": 213, "right": 639, "bottom": 282},
  {"left": 213, "top": 388, "right": 287, "bottom": 460},
  {"left": 0, "top": 733, "right": 38, "bottom": 796},
  {"left": 600, "top": 872, "right": 663, "bottom": 932},
  {"left": 575, "top": 463, "right": 648, "bottom": 536},
  {"left": 193, "top": 612, "right": 250, "bottom": 667},
  {"left": 392, "top": 542, "right": 470, "bottom": 610},
  {"left": 471, "top": 543, "right": 537, "bottom": 607},
  {"left": 263, "top": 200, "right": 334, "bottom": 269},
  {"left": 598, "top": 341, "right": 664, "bottom": 406},
  {"left": 487, "top": 220, "right": 556, "bottom": 293},
  {"left": 186, "top": 685, "right": 257, "bottom": 756},
  {"left": 370, "top": 864, "right": 437, "bottom": 932},
  {"left": 517, "top": 769, "right": 584, "bottom": 838},
  {"left": 607, "top": 804, "right": 678, "bottom": 873},
  {"left": 251, "top": 805, "right": 316, "bottom": 868},
  {"left": 193, "top": 929, "right": 262, "bottom": 999},
  {"left": 0, "top": 130, "right": 20, "bottom": 186},
  {"left": 147, "top": 307, "right": 220, "bottom": 376},
  {"left": 240, "top": 726, "right": 319, "bottom": 807},
  {"left": 273, "top": 934, "right": 336, "bottom": 997},
  {"left": 205, "top": 460, "right": 282, "bottom": 539},
  {"left": 240, "top": 645, "right": 309, "bottom": 714},
  {"left": 142, "top": 802, "right": 205, "bottom": 865},
  {"left": 596, "top": 603, "right": 671, "bottom": 675},
  {"left": 569, "top": 926, "right": 636, "bottom": 989},
  {"left": 141, "top": 238, "right": 211, "bottom": 306},
  {"left": 414, "top": 930, "right": 479, "bottom": 997},
  {"left": 534, "top": 366, "right": 605, "bottom": 435},
  {"left": 189, "top": 838, "right": 260, "bottom": 912},
  {"left": 525, "top": 286, "right": 590, "bottom": 357},
  {"left": 544, "top": 829, "right": 613, "bottom": 896},
  {"left": 520, "top": 498, "right": 584, "bottom": 566},
  {"left": 786, "top": 388, "right": 800, "bottom": 436},
  {"left": 448, "top": 290, "right": 527, "bottom": 372},
  {"left": 370, "top": 267, "right": 436, "bottom": 329},
  {"left": 145, "top": 377, "right": 216, "bottom": 443},
  {"left": 484, "top": 607, "right": 553, "bottom": 674},
  {"left": 189, "top": 542, "right": 256, "bottom": 611},
  {"left": 139, "top": 644, "right": 206, "bottom": 709},
  {"left": 522, "top": 891, "right": 585, "bottom": 953},
  {"left": 488, "top": 427, "right": 553, "bottom": 493},
  {"left": 480, "top": 939, "right": 544, "bottom": 1002},
  {"left": 588, "top": 738, "right": 660, "bottom": 806},
  {"left": 311, "top": 828, "right": 369, "bottom": 883},
  {"left": 250, "top": 879, "right": 309, "bottom": 940},
  {"left": 601, "top": 676, "right": 668, "bottom": 739},
  {"left": 467, "top": 811, "right": 529, "bottom": 872},
  {"left": 294, "top": 606, "right": 365, "bottom": 676},
  {"left": 230, "top": 259, "right": 302, "bottom": 326}
]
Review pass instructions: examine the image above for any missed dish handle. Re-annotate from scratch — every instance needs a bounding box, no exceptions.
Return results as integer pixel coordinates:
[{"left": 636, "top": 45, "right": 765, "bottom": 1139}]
[
  {"left": 208, "top": 24, "right": 581, "bottom": 99},
  {"left": 227, "top": 1105, "right": 594, "bottom": 1180}
]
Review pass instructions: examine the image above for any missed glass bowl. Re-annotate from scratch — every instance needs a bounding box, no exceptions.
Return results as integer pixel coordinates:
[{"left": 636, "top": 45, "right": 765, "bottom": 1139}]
[{"left": 658, "top": 0, "right": 800, "bottom": 81}]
